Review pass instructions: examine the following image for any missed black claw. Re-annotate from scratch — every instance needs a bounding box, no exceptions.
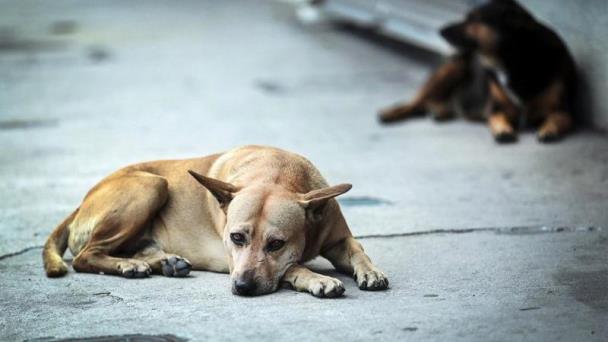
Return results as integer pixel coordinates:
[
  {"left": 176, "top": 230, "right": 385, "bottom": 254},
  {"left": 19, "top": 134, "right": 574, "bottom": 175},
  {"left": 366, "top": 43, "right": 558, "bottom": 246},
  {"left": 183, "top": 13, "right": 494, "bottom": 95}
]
[
  {"left": 538, "top": 132, "right": 561, "bottom": 143},
  {"left": 494, "top": 132, "right": 517, "bottom": 143},
  {"left": 322, "top": 285, "right": 344, "bottom": 298}
]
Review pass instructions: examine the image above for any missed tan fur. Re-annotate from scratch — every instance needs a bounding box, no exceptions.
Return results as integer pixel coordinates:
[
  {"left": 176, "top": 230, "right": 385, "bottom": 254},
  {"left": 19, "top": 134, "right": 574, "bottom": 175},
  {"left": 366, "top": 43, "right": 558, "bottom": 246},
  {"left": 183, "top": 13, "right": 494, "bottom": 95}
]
[
  {"left": 488, "top": 112, "right": 515, "bottom": 140},
  {"left": 488, "top": 78, "right": 518, "bottom": 120},
  {"left": 42, "top": 145, "right": 388, "bottom": 297},
  {"left": 537, "top": 111, "right": 572, "bottom": 141},
  {"left": 42, "top": 209, "right": 78, "bottom": 277}
]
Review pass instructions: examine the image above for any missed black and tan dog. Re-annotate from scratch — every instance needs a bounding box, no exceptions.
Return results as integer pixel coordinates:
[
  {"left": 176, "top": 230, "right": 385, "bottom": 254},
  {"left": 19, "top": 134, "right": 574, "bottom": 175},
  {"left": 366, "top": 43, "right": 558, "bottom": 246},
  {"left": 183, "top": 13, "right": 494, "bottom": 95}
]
[
  {"left": 43, "top": 145, "right": 388, "bottom": 297},
  {"left": 379, "top": 0, "right": 577, "bottom": 143}
]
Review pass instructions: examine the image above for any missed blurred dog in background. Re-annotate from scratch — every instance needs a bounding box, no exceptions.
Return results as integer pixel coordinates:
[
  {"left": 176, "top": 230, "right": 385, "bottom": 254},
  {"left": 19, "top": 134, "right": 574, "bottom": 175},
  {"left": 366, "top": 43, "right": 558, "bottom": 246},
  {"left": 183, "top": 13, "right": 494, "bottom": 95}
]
[{"left": 379, "top": 0, "right": 577, "bottom": 143}]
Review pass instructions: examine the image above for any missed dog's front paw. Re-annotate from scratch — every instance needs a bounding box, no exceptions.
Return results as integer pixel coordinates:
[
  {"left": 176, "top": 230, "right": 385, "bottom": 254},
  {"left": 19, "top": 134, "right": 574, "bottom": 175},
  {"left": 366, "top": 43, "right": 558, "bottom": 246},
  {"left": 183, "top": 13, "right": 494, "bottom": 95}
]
[
  {"left": 537, "top": 128, "right": 562, "bottom": 143},
  {"left": 355, "top": 267, "right": 389, "bottom": 291},
  {"left": 308, "top": 275, "right": 345, "bottom": 298},
  {"left": 493, "top": 130, "right": 517, "bottom": 143}
]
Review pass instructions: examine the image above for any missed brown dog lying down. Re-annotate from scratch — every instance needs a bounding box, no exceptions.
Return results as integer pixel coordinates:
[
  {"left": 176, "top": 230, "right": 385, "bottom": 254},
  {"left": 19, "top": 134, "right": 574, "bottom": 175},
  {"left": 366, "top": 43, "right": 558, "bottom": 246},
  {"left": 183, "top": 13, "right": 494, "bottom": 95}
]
[
  {"left": 379, "top": 0, "right": 577, "bottom": 143},
  {"left": 43, "top": 145, "right": 388, "bottom": 297}
]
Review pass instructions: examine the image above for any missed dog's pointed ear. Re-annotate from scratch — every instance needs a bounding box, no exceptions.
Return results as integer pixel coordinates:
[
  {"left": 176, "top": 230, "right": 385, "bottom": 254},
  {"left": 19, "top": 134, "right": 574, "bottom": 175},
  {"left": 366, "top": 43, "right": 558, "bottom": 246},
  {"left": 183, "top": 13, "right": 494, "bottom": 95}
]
[
  {"left": 188, "top": 170, "right": 239, "bottom": 209},
  {"left": 299, "top": 184, "right": 352, "bottom": 222}
]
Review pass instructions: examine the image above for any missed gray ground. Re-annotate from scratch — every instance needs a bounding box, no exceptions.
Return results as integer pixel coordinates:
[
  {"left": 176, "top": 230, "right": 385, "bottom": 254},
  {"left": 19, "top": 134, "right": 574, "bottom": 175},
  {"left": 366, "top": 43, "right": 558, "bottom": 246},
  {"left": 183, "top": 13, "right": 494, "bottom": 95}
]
[{"left": 0, "top": 1, "right": 606, "bottom": 341}]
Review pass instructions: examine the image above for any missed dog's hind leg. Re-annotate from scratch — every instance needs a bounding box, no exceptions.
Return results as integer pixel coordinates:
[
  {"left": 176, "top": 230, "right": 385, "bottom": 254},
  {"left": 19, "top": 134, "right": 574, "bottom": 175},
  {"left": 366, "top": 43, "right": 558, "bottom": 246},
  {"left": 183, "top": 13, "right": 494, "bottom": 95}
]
[
  {"left": 378, "top": 55, "right": 470, "bottom": 123},
  {"left": 132, "top": 241, "right": 192, "bottom": 277},
  {"left": 71, "top": 171, "right": 169, "bottom": 278}
]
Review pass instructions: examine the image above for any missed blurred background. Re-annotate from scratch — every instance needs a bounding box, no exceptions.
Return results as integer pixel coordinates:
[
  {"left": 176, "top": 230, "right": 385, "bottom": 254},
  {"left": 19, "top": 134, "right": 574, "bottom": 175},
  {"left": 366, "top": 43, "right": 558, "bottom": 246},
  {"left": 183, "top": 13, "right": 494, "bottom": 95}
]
[
  {"left": 313, "top": 0, "right": 608, "bottom": 127},
  {"left": 1, "top": 1, "right": 607, "bottom": 341}
]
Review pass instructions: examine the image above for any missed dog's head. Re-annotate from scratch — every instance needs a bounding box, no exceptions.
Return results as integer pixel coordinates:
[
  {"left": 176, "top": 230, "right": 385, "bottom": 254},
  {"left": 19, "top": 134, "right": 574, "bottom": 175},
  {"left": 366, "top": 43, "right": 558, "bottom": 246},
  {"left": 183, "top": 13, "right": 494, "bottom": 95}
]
[
  {"left": 440, "top": 0, "right": 535, "bottom": 63},
  {"left": 189, "top": 170, "right": 351, "bottom": 296}
]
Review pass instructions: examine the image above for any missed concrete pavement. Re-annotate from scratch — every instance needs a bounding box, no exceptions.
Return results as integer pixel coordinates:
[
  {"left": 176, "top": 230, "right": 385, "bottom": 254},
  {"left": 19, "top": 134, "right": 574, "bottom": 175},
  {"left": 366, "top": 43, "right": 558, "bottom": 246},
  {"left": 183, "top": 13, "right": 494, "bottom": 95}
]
[
  {"left": 2, "top": 230, "right": 607, "bottom": 341},
  {"left": 0, "top": 1, "right": 607, "bottom": 341}
]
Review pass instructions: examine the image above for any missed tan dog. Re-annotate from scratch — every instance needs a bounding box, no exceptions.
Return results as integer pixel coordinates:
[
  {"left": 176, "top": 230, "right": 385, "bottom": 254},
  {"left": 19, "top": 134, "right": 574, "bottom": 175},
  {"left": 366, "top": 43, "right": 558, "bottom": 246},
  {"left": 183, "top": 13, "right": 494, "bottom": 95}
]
[{"left": 43, "top": 145, "right": 388, "bottom": 297}]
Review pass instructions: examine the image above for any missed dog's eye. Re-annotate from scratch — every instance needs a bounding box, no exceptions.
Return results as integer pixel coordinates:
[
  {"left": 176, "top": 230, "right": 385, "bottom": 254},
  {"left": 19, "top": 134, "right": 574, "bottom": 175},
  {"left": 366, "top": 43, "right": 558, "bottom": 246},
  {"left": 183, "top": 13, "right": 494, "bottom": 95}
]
[
  {"left": 230, "top": 233, "right": 246, "bottom": 246},
  {"left": 266, "top": 239, "right": 285, "bottom": 252}
]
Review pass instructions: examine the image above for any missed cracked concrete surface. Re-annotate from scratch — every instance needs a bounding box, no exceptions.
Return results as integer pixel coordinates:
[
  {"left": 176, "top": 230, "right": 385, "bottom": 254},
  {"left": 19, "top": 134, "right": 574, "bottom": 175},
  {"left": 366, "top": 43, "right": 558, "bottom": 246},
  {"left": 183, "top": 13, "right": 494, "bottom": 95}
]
[
  {"left": 1, "top": 0, "right": 607, "bottom": 341},
  {"left": 2, "top": 230, "right": 607, "bottom": 341},
  {"left": 0, "top": 246, "right": 42, "bottom": 261}
]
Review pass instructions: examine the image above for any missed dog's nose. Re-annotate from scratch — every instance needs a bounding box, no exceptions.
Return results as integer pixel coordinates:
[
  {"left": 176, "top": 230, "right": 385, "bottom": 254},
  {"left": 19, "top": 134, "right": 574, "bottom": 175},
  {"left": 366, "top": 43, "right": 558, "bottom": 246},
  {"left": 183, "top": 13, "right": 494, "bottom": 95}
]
[
  {"left": 233, "top": 270, "right": 257, "bottom": 296},
  {"left": 439, "top": 22, "right": 475, "bottom": 50},
  {"left": 234, "top": 279, "right": 257, "bottom": 296}
]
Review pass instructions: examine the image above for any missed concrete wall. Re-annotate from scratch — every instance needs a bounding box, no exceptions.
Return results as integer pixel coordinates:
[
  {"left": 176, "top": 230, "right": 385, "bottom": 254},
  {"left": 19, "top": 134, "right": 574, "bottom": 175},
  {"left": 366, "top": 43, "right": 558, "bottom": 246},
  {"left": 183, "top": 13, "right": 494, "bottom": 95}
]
[{"left": 523, "top": 0, "right": 608, "bottom": 130}]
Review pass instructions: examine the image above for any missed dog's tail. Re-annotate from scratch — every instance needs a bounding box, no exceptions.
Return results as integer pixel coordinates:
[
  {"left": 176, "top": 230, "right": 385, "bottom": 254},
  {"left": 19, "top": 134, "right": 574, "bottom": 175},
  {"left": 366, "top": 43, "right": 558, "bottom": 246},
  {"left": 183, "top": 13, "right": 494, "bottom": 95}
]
[{"left": 43, "top": 208, "right": 78, "bottom": 277}]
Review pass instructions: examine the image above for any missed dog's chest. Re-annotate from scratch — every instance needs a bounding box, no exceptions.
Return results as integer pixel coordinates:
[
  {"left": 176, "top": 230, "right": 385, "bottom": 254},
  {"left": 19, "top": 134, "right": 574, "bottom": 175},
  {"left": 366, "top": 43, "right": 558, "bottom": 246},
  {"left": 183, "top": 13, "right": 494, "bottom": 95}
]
[
  {"left": 498, "top": 72, "right": 522, "bottom": 107},
  {"left": 480, "top": 54, "right": 521, "bottom": 102}
]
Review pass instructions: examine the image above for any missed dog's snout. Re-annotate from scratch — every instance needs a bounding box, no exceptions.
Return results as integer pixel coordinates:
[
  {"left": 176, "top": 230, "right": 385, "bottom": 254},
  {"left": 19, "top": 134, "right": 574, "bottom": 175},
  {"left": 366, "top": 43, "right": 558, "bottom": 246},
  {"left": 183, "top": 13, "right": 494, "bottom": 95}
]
[
  {"left": 440, "top": 22, "right": 475, "bottom": 50},
  {"left": 234, "top": 279, "right": 257, "bottom": 295},
  {"left": 440, "top": 23, "right": 462, "bottom": 41},
  {"left": 233, "top": 270, "right": 257, "bottom": 296}
]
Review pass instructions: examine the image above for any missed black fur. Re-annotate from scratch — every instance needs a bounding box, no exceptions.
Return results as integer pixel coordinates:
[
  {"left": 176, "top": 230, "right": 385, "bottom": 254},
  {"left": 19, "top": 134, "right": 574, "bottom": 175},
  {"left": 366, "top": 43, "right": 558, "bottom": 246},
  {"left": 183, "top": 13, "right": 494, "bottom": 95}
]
[{"left": 442, "top": 0, "right": 576, "bottom": 111}]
